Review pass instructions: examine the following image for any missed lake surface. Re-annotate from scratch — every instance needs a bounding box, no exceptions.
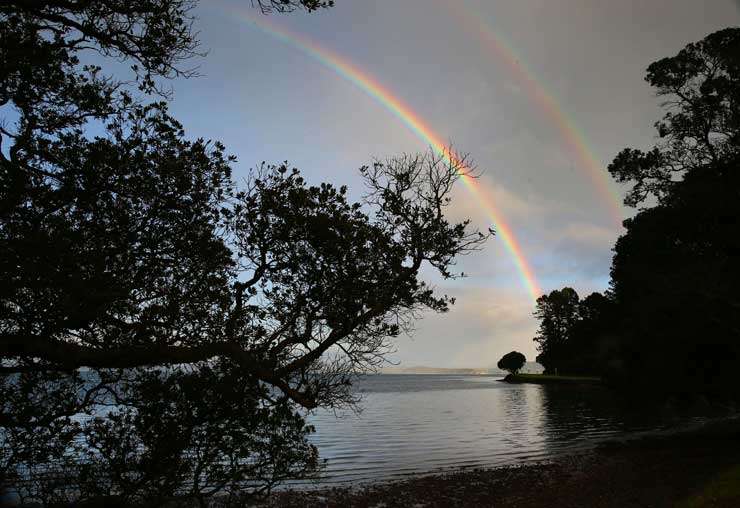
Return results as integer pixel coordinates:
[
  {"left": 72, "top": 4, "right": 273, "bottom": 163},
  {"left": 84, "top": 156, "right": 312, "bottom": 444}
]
[{"left": 302, "top": 374, "right": 722, "bottom": 486}]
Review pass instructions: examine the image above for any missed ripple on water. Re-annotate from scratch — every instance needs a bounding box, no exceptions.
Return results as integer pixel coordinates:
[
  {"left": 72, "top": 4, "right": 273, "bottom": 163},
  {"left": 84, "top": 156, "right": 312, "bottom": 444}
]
[{"left": 296, "top": 375, "right": 724, "bottom": 486}]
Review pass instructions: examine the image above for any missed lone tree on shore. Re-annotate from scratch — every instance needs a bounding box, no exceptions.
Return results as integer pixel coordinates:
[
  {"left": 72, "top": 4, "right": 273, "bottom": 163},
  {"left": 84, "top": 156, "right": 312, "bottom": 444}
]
[
  {"left": 497, "top": 351, "right": 526, "bottom": 375},
  {"left": 0, "top": 0, "right": 490, "bottom": 504}
]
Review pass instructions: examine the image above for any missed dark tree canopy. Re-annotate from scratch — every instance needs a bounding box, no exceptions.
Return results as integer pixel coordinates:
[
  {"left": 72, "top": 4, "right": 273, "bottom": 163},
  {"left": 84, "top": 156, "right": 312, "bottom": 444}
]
[
  {"left": 563, "top": 292, "right": 618, "bottom": 377},
  {"left": 608, "top": 27, "right": 740, "bottom": 208},
  {"left": 0, "top": 0, "right": 490, "bottom": 503},
  {"left": 252, "top": 0, "right": 335, "bottom": 13},
  {"left": 532, "top": 288, "right": 580, "bottom": 373},
  {"left": 604, "top": 28, "right": 740, "bottom": 398},
  {"left": 532, "top": 288, "right": 615, "bottom": 377},
  {"left": 609, "top": 157, "right": 740, "bottom": 395},
  {"left": 497, "top": 351, "right": 526, "bottom": 375}
]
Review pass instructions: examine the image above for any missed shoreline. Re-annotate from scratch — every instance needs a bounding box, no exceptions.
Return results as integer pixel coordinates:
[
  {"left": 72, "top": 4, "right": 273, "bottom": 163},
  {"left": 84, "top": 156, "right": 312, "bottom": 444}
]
[
  {"left": 264, "top": 418, "right": 740, "bottom": 507},
  {"left": 502, "top": 373, "right": 603, "bottom": 385}
]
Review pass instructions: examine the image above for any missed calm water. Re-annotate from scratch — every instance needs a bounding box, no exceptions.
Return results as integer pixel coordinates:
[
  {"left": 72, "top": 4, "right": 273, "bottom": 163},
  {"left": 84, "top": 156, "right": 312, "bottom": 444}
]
[{"left": 302, "top": 374, "right": 721, "bottom": 486}]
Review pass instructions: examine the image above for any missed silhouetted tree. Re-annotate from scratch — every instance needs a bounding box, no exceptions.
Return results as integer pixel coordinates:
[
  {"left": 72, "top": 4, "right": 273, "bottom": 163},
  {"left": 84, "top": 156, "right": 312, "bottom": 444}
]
[
  {"left": 497, "top": 351, "right": 526, "bottom": 375},
  {"left": 607, "top": 27, "right": 740, "bottom": 397},
  {"left": 0, "top": 0, "right": 490, "bottom": 504},
  {"left": 532, "top": 289, "right": 616, "bottom": 377},
  {"left": 609, "top": 158, "right": 740, "bottom": 395},
  {"left": 253, "top": 0, "right": 335, "bottom": 13},
  {"left": 608, "top": 27, "right": 740, "bottom": 208},
  {"left": 532, "top": 288, "right": 580, "bottom": 374},
  {"left": 563, "top": 292, "right": 618, "bottom": 377}
]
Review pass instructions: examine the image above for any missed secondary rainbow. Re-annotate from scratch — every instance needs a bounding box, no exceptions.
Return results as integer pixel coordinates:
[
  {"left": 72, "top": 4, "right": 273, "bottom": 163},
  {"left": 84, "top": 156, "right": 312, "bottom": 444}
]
[
  {"left": 444, "top": 1, "right": 624, "bottom": 225},
  {"left": 228, "top": 10, "right": 542, "bottom": 302}
]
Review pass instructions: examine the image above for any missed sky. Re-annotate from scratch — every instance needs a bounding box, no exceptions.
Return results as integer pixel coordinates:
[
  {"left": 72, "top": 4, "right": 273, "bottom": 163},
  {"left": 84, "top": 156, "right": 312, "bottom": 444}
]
[{"left": 167, "top": 0, "right": 740, "bottom": 368}]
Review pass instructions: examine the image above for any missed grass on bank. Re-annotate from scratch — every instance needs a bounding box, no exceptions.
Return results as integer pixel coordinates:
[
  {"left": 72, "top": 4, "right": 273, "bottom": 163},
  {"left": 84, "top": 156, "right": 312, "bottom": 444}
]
[
  {"left": 506, "top": 373, "right": 602, "bottom": 385},
  {"left": 679, "top": 465, "right": 740, "bottom": 508}
]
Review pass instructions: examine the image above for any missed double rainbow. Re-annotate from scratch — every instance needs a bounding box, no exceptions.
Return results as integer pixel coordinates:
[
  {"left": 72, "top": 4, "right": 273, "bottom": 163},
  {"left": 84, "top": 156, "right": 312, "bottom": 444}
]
[
  {"left": 228, "top": 10, "right": 543, "bottom": 302},
  {"left": 447, "top": 1, "right": 625, "bottom": 224}
]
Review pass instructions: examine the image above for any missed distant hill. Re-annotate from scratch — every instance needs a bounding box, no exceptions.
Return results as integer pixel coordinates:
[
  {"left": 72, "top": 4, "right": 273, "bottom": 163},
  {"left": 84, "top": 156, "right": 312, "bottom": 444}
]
[
  {"left": 380, "top": 362, "right": 544, "bottom": 376},
  {"left": 380, "top": 366, "right": 492, "bottom": 375}
]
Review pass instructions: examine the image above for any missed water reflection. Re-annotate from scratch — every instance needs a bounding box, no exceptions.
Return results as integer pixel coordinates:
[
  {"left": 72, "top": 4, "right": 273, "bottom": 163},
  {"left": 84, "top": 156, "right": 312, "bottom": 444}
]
[{"left": 302, "top": 375, "right": 724, "bottom": 486}]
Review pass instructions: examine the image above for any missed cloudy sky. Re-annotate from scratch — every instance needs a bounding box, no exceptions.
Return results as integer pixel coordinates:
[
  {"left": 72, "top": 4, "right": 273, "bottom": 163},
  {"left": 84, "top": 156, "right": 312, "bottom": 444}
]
[{"left": 167, "top": 0, "right": 739, "bottom": 367}]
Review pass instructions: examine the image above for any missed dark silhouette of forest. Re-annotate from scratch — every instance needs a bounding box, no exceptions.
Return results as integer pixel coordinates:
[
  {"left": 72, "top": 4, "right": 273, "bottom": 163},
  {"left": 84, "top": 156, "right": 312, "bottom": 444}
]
[{"left": 531, "top": 27, "right": 740, "bottom": 401}]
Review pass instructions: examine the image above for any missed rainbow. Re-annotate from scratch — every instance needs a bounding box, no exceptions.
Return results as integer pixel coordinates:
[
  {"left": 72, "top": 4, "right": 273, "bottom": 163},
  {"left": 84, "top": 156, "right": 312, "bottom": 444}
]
[
  {"left": 227, "top": 9, "right": 543, "bottom": 301},
  {"left": 445, "top": 1, "right": 624, "bottom": 225}
]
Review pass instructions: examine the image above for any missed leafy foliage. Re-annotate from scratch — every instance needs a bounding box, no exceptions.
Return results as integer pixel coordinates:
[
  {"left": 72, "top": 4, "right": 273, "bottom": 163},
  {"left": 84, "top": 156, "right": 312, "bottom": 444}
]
[
  {"left": 608, "top": 27, "right": 740, "bottom": 208},
  {"left": 497, "top": 351, "right": 525, "bottom": 375},
  {"left": 536, "top": 28, "right": 740, "bottom": 396},
  {"left": 533, "top": 288, "right": 580, "bottom": 373},
  {"left": 1, "top": 366, "right": 319, "bottom": 505},
  {"left": 604, "top": 27, "right": 740, "bottom": 398},
  {"left": 609, "top": 158, "right": 740, "bottom": 395},
  {"left": 252, "top": 0, "right": 335, "bottom": 13},
  {"left": 532, "top": 288, "right": 615, "bottom": 376},
  {"left": 0, "top": 0, "right": 489, "bottom": 503}
]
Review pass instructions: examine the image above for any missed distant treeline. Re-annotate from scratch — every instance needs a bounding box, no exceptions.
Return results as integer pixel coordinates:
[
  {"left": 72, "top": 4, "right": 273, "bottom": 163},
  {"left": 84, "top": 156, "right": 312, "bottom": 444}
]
[{"left": 532, "top": 28, "right": 740, "bottom": 401}]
